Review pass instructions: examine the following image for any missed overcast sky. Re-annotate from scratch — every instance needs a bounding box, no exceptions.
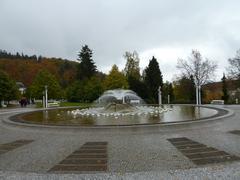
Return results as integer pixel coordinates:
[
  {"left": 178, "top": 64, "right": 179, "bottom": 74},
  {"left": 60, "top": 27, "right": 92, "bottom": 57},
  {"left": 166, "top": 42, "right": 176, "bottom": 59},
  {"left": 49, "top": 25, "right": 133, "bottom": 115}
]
[{"left": 1, "top": 0, "right": 240, "bottom": 82}]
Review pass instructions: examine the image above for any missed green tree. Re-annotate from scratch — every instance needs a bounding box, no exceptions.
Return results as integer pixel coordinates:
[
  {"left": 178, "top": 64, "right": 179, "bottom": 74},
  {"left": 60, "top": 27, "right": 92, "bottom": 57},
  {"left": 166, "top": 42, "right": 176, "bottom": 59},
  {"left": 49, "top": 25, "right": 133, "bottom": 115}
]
[
  {"left": 84, "top": 76, "right": 104, "bottom": 102},
  {"left": 30, "top": 70, "right": 62, "bottom": 99},
  {"left": 127, "top": 76, "right": 149, "bottom": 100},
  {"left": 221, "top": 73, "right": 229, "bottom": 103},
  {"left": 103, "top": 65, "right": 128, "bottom": 90},
  {"left": 77, "top": 45, "right": 97, "bottom": 80},
  {"left": 0, "top": 70, "right": 19, "bottom": 106},
  {"left": 163, "top": 82, "right": 175, "bottom": 103},
  {"left": 173, "top": 75, "right": 195, "bottom": 103},
  {"left": 144, "top": 56, "right": 163, "bottom": 103},
  {"left": 66, "top": 81, "right": 85, "bottom": 102}
]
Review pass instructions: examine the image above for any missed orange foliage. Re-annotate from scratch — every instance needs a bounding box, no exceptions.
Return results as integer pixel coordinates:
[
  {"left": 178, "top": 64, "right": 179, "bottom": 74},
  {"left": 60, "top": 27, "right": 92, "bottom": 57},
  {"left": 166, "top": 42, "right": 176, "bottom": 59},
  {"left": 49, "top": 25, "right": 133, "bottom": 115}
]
[{"left": 0, "top": 58, "right": 78, "bottom": 87}]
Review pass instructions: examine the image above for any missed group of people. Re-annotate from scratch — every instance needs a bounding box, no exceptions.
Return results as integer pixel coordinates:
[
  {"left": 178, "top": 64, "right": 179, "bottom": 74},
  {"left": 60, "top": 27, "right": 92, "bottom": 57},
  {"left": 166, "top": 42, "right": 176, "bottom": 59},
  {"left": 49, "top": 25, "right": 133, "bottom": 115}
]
[
  {"left": 19, "top": 97, "right": 28, "bottom": 107},
  {"left": 19, "top": 98, "right": 35, "bottom": 107}
]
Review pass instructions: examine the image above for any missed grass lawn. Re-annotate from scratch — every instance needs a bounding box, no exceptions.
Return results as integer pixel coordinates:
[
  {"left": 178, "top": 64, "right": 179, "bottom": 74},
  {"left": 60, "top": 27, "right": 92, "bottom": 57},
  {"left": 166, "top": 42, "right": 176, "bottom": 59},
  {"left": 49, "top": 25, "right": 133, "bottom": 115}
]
[{"left": 59, "top": 102, "right": 91, "bottom": 108}]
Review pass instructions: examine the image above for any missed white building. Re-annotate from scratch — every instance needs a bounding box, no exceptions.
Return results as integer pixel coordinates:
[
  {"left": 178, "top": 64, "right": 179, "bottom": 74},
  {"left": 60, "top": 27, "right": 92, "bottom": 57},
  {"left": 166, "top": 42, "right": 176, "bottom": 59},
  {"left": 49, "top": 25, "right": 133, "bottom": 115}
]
[{"left": 16, "top": 82, "right": 26, "bottom": 95}]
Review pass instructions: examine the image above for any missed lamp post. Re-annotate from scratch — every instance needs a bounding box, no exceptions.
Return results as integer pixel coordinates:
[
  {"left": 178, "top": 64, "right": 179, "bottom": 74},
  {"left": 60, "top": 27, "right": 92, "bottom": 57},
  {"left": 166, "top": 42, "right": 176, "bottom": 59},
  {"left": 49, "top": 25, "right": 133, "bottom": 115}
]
[
  {"left": 45, "top": 85, "right": 48, "bottom": 108},
  {"left": 158, "top": 86, "right": 162, "bottom": 106}
]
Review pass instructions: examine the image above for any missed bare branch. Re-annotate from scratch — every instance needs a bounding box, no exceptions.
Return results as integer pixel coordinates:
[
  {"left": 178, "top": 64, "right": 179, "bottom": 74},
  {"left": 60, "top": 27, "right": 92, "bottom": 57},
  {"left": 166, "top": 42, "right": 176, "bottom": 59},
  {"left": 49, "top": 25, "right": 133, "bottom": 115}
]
[{"left": 176, "top": 50, "right": 217, "bottom": 86}]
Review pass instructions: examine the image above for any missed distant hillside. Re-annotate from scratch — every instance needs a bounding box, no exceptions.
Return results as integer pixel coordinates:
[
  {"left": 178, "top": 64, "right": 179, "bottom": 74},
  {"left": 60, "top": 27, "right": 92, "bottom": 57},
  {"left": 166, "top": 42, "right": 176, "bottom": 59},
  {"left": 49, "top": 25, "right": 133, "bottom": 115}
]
[
  {"left": 0, "top": 57, "right": 78, "bottom": 88},
  {"left": 203, "top": 80, "right": 239, "bottom": 103}
]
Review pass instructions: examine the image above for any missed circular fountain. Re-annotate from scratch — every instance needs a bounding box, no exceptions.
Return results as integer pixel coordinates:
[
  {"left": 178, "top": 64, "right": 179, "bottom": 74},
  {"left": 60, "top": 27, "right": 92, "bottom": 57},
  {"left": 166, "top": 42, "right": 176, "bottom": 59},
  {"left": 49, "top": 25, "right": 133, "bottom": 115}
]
[
  {"left": 8, "top": 89, "right": 229, "bottom": 127},
  {"left": 96, "top": 89, "right": 144, "bottom": 105},
  {"left": 69, "top": 89, "right": 169, "bottom": 118}
]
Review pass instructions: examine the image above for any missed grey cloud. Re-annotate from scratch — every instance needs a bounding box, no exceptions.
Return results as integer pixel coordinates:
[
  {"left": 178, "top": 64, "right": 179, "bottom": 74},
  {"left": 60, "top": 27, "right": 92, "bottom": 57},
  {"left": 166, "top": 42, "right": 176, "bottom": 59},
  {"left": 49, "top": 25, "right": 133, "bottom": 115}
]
[{"left": 1, "top": 0, "right": 240, "bottom": 81}]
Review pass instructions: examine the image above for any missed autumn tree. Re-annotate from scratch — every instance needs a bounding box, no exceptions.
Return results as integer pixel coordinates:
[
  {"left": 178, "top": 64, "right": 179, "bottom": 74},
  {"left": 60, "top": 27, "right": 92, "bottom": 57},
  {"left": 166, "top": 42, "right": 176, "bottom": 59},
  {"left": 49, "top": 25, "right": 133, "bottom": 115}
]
[
  {"left": 0, "top": 70, "right": 19, "bottom": 106},
  {"left": 77, "top": 45, "right": 97, "bottom": 80},
  {"left": 221, "top": 73, "right": 229, "bottom": 103},
  {"left": 103, "top": 65, "right": 128, "bottom": 90},
  {"left": 144, "top": 56, "right": 163, "bottom": 103},
  {"left": 123, "top": 51, "right": 147, "bottom": 99},
  {"left": 123, "top": 51, "right": 141, "bottom": 80},
  {"left": 177, "top": 50, "right": 217, "bottom": 104},
  {"left": 30, "top": 70, "right": 62, "bottom": 99}
]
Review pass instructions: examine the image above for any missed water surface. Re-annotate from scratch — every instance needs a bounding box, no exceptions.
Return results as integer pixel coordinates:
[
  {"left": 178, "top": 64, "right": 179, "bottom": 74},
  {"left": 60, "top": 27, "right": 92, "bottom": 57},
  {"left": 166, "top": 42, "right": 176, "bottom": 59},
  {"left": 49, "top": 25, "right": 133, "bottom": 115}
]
[{"left": 19, "top": 105, "right": 219, "bottom": 126}]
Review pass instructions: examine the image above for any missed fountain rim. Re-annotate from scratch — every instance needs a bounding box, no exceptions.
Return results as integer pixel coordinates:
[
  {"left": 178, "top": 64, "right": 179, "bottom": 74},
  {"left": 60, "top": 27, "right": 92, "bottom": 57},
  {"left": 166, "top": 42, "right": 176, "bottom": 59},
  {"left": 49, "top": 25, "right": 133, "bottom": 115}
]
[{"left": 3, "top": 104, "right": 234, "bottom": 129}]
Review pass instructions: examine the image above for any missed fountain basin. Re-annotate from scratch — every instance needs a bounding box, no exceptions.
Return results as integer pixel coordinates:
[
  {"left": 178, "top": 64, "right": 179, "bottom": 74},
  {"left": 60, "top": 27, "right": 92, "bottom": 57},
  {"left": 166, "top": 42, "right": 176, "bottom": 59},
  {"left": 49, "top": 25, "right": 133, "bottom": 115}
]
[{"left": 9, "top": 105, "right": 228, "bottom": 127}]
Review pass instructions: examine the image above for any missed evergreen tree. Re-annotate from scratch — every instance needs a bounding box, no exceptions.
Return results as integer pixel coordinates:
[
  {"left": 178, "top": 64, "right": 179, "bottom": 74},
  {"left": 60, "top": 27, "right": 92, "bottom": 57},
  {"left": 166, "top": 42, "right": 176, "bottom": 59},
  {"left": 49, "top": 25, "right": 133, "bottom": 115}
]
[
  {"left": 77, "top": 45, "right": 97, "bottom": 80},
  {"left": 144, "top": 56, "right": 163, "bottom": 103},
  {"left": 127, "top": 76, "right": 149, "bottom": 100},
  {"left": 221, "top": 73, "right": 229, "bottom": 103}
]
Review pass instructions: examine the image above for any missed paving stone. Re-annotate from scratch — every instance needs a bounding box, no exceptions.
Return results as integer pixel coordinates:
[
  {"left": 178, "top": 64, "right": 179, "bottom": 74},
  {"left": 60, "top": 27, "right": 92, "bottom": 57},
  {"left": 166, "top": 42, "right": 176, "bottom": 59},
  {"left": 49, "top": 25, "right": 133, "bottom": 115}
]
[
  {"left": 67, "top": 154, "right": 107, "bottom": 159},
  {"left": 180, "top": 147, "right": 218, "bottom": 154},
  {"left": 49, "top": 141, "right": 108, "bottom": 173},
  {"left": 177, "top": 144, "right": 207, "bottom": 150},
  {"left": 229, "top": 130, "right": 240, "bottom": 135},
  {"left": 59, "top": 159, "right": 107, "bottom": 165},
  {"left": 84, "top": 142, "right": 108, "bottom": 146},
  {"left": 192, "top": 155, "right": 240, "bottom": 165},
  {"left": 170, "top": 141, "right": 199, "bottom": 146},
  {"left": 167, "top": 137, "right": 189, "bottom": 143},
  {"left": 50, "top": 164, "right": 107, "bottom": 172},
  {"left": 168, "top": 137, "right": 240, "bottom": 166},
  {"left": 73, "top": 149, "right": 106, "bottom": 154},
  {"left": 80, "top": 146, "right": 107, "bottom": 150},
  {"left": 185, "top": 151, "right": 230, "bottom": 160},
  {"left": 0, "top": 140, "right": 33, "bottom": 155}
]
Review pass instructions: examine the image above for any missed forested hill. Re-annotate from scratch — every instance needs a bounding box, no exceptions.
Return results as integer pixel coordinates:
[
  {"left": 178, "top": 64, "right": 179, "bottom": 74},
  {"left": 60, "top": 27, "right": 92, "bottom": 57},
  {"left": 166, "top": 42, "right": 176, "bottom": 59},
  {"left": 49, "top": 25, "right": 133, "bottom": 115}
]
[{"left": 0, "top": 50, "right": 78, "bottom": 88}]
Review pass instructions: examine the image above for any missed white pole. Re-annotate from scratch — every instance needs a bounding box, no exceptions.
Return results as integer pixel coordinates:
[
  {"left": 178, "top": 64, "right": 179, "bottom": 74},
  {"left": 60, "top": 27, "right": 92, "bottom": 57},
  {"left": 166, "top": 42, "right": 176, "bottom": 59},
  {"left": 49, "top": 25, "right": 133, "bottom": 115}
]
[
  {"left": 45, "top": 85, "right": 48, "bottom": 108},
  {"left": 158, "top": 86, "right": 162, "bottom": 105},
  {"left": 43, "top": 95, "right": 45, "bottom": 108},
  {"left": 196, "top": 85, "right": 199, "bottom": 105},
  {"left": 198, "top": 85, "right": 201, "bottom": 105}
]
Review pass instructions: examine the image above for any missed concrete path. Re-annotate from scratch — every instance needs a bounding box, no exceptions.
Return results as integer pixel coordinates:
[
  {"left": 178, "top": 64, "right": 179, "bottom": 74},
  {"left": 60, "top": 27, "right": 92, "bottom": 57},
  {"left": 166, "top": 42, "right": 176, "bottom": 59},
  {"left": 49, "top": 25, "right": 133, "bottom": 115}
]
[{"left": 1, "top": 105, "right": 240, "bottom": 179}]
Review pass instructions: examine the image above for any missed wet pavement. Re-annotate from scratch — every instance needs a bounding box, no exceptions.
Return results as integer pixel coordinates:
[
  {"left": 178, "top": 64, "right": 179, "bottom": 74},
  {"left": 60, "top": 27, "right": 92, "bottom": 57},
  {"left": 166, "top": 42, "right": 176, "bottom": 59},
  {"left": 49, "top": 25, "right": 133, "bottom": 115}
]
[{"left": 1, "top": 105, "right": 240, "bottom": 179}]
